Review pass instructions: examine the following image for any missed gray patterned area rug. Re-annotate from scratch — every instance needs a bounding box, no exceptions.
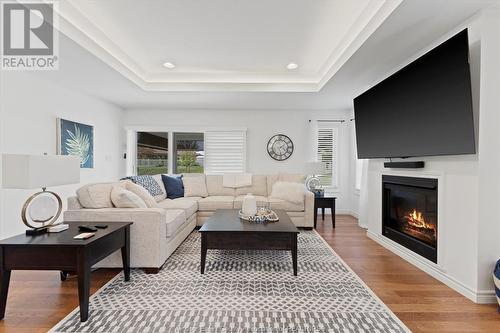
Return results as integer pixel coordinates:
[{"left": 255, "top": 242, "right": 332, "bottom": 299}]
[{"left": 50, "top": 230, "right": 410, "bottom": 333}]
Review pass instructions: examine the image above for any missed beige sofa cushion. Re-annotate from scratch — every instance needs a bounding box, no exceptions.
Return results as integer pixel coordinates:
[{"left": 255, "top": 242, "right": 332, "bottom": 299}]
[
  {"left": 206, "top": 175, "right": 235, "bottom": 196},
  {"left": 76, "top": 182, "right": 123, "bottom": 209},
  {"left": 152, "top": 174, "right": 167, "bottom": 202},
  {"left": 67, "top": 196, "right": 82, "bottom": 210},
  {"left": 183, "top": 174, "right": 208, "bottom": 197},
  {"left": 198, "top": 196, "right": 234, "bottom": 211},
  {"left": 279, "top": 173, "right": 305, "bottom": 183},
  {"left": 165, "top": 209, "right": 186, "bottom": 238},
  {"left": 268, "top": 198, "right": 304, "bottom": 212},
  {"left": 157, "top": 197, "right": 200, "bottom": 217},
  {"left": 235, "top": 175, "right": 268, "bottom": 197},
  {"left": 270, "top": 181, "right": 305, "bottom": 204},
  {"left": 266, "top": 174, "right": 279, "bottom": 196},
  {"left": 125, "top": 181, "right": 158, "bottom": 208},
  {"left": 233, "top": 195, "right": 268, "bottom": 209},
  {"left": 111, "top": 186, "right": 147, "bottom": 208}
]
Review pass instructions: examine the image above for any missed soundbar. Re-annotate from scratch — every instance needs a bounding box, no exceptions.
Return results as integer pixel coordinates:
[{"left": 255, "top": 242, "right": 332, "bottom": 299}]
[{"left": 384, "top": 161, "right": 425, "bottom": 169}]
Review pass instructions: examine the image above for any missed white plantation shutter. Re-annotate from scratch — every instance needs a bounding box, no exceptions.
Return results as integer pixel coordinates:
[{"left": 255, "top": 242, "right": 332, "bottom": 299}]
[
  {"left": 317, "top": 126, "right": 338, "bottom": 187},
  {"left": 205, "top": 130, "right": 246, "bottom": 174}
]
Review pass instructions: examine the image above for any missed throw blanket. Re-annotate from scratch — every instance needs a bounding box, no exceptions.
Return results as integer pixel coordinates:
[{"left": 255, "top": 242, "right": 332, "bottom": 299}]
[{"left": 223, "top": 173, "right": 252, "bottom": 188}]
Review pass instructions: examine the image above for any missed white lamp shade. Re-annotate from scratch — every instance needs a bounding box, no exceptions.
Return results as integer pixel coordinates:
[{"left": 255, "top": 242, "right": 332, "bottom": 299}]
[
  {"left": 304, "top": 162, "right": 325, "bottom": 175},
  {"left": 2, "top": 154, "right": 80, "bottom": 189}
]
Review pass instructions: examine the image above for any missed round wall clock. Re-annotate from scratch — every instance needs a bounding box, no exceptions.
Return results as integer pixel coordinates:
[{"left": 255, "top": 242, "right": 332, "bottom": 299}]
[{"left": 267, "top": 134, "right": 294, "bottom": 161}]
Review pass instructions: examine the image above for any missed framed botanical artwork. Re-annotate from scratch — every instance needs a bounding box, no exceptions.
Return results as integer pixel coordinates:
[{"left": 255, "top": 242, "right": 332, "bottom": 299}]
[{"left": 57, "top": 118, "right": 94, "bottom": 168}]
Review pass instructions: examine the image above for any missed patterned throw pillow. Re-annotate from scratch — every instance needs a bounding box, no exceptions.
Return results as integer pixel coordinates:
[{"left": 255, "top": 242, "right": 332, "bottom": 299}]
[{"left": 129, "top": 175, "right": 164, "bottom": 197}]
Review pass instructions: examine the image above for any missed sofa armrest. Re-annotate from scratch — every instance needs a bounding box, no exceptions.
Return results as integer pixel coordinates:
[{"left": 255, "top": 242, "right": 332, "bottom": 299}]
[
  {"left": 67, "top": 196, "right": 82, "bottom": 210},
  {"left": 63, "top": 208, "right": 167, "bottom": 268},
  {"left": 303, "top": 191, "right": 315, "bottom": 228}
]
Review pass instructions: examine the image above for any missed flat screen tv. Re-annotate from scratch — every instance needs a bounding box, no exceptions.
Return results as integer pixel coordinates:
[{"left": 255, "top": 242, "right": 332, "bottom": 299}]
[{"left": 354, "top": 29, "right": 475, "bottom": 159}]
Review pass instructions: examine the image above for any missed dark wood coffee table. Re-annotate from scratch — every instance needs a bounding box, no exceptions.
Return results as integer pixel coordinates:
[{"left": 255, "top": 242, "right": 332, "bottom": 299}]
[
  {"left": 0, "top": 221, "right": 131, "bottom": 322},
  {"left": 199, "top": 209, "right": 300, "bottom": 275}
]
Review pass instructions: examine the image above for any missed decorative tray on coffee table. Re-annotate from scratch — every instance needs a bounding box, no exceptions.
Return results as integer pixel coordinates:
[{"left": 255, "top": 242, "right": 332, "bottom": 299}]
[{"left": 238, "top": 208, "right": 279, "bottom": 223}]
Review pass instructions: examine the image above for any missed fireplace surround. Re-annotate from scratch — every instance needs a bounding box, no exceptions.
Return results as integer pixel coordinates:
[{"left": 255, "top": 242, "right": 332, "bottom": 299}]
[{"left": 382, "top": 175, "right": 438, "bottom": 263}]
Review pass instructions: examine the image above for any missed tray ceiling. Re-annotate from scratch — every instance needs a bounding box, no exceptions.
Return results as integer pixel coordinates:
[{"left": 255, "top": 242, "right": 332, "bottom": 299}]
[{"left": 55, "top": 0, "right": 401, "bottom": 92}]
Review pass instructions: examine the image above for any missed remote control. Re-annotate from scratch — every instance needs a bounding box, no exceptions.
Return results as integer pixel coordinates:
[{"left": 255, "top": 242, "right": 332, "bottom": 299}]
[
  {"left": 78, "top": 225, "right": 98, "bottom": 232},
  {"left": 94, "top": 225, "right": 108, "bottom": 229}
]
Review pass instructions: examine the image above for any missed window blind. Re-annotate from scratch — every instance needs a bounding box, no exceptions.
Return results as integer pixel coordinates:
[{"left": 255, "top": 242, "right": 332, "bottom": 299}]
[
  {"left": 204, "top": 130, "right": 246, "bottom": 174},
  {"left": 317, "top": 127, "right": 336, "bottom": 187}
]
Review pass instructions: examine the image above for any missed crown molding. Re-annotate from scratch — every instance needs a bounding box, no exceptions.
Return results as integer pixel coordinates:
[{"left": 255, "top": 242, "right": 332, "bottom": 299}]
[
  {"left": 54, "top": 0, "right": 402, "bottom": 92},
  {"left": 317, "top": 0, "right": 402, "bottom": 89}
]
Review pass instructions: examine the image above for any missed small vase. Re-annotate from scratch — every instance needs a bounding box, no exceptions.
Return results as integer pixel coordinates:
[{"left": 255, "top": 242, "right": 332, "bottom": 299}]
[
  {"left": 494, "top": 259, "right": 500, "bottom": 313},
  {"left": 242, "top": 193, "right": 257, "bottom": 216}
]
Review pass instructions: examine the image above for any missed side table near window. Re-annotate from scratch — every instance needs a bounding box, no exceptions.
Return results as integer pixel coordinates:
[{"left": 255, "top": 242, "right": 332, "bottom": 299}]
[{"left": 314, "top": 196, "right": 337, "bottom": 229}]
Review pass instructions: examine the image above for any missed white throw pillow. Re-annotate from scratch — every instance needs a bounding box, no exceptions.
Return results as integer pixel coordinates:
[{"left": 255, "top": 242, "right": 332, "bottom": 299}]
[
  {"left": 183, "top": 175, "right": 208, "bottom": 197},
  {"left": 111, "top": 186, "right": 147, "bottom": 208},
  {"left": 270, "top": 181, "right": 305, "bottom": 204},
  {"left": 76, "top": 182, "right": 123, "bottom": 209},
  {"left": 124, "top": 181, "right": 158, "bottom": 208}
]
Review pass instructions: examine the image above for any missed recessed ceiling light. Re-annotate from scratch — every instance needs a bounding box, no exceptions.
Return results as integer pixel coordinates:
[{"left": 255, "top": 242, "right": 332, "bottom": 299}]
[
  {"left": 286, "top": 62, "right": 298, "bottom": 70},
  {"left": 163, "top": 62, "right": 175, "bottom": 69}
]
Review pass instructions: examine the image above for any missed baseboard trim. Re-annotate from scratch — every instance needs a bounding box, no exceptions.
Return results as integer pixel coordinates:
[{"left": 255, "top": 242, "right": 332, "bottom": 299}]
[
  {"left": 321, "top": 209, "right": 359, "bottom": 219},
  {"left": 475, "top": 289, "right": 497, "bottom": 304},
  {"left": 349, "top": 211, "right": 359, "bottom": 219},
  {"left": 367, "top": 230, "right": 497, "bottom": 304}
]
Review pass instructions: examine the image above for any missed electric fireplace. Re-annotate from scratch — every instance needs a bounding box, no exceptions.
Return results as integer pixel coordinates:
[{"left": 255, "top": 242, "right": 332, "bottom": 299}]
[{"left": 382, "top": 175, "right": 438, "bottom": 263}]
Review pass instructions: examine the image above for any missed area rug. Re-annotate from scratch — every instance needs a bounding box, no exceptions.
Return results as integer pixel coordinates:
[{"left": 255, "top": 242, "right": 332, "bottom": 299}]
[{"left": 50, "top": 230, "right": 410, "bottom": 332}]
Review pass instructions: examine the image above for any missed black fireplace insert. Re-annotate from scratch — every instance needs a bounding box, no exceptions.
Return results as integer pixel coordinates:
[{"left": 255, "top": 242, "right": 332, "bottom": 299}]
[{"left": 382, "top": 175, "right": 438, "bottom": 263}]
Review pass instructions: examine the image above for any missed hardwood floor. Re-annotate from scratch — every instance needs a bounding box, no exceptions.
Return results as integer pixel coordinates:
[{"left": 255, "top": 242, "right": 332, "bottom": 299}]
[
  {"left": 316, "top": 215, "right": 500, "bottom": 333},
  {"left": 0, "top": 215, "right": 498, "bottom": 332}
]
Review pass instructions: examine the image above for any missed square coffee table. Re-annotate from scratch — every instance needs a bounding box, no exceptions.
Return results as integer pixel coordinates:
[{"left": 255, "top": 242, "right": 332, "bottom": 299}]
[{"left": 199, "top": 209, "right": 300, "bottom": 275}]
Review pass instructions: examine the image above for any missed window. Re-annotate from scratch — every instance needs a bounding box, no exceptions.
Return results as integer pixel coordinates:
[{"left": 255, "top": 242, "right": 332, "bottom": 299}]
[
  {"left": 136, "top": 132, "right": 168, "bottom": 175},
  {"left": 316, "top": 125, "right": 338, "bottom": 187},
  {"left": 204, "top": 130, "right": 246, "bottom": 174},
  {"left": 173, "top": 132, "right": 204, "bottom": 174},
  {"left": 129, "top": 128, "right": 246, "bottom": 176}
]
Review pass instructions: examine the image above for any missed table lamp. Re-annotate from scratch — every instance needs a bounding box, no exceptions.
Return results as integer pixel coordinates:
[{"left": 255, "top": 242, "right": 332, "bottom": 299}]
[
  {"left": 304, "top": 161, "right": 325, "bottom": 192},
  {"left": 2, "top": 154, "right": 80, "bottom": 235}
]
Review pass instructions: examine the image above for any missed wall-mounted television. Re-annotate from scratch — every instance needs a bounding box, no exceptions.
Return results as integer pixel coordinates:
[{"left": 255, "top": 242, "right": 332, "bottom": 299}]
[{"left": 353, "top": 29, "right": 475, "bottom": 159}]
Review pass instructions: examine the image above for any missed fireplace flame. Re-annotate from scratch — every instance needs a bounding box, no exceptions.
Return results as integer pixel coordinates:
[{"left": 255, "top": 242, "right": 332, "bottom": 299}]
[{"left": 405, "top": 209, "right": 435, "bottom": 231}]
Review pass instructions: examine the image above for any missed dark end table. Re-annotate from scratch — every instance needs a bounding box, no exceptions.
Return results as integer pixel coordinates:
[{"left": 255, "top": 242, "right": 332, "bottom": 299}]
[
  {"left": 314, "top": 196, "right": 337, "bottom": 228},
  {"left": 199, "top": 209, "right": 300, "bottom": 275},
  {"left": 0, "top": 221, "right": 131, "bottom": 322}
]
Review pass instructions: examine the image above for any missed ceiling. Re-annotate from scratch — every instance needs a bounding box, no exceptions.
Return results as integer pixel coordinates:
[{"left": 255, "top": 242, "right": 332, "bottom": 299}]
[
  {"left": 57, "top": 0, "right": 401, "bottom": 91},
  {"left": 54, "top": 0, "right": 401, "bottom": 91},
  {"left": 25, "top": 0, "right": 500, "bottom": 110}
]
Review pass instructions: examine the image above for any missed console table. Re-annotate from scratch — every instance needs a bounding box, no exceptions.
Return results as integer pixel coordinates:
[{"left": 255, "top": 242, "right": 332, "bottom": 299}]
[
  {"left": 314, "top": 196, "right": 337, "bottom": 228},
  {"left": 0, "top": 221, "right": 131, "bottom": 322}
]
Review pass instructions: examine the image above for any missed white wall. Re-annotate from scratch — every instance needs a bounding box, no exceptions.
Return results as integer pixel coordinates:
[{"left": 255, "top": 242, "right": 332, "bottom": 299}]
[
  {"left": 475, "top": 7, "right": 500, "bottom": 297},
  {"left": 124, "top": 108, "right": 358, "bottom": 214},
  {"left": 358, "top": 10, "right": 500, "bottom": 303},
  {"left": 0, "top": 71, "right": 125, "bottom": 239},
  {"left": 347, "top": 109, "right": 360, "bottom": 219}
]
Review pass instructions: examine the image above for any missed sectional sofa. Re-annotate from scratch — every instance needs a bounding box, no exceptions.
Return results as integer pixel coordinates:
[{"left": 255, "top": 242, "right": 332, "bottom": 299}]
[{"left": 64, "top": 173, "right": 314, "bottom": 272}]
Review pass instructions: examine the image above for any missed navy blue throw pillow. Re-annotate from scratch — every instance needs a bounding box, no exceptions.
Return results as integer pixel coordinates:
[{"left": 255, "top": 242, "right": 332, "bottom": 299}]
[{"left": 162, "top": 175, "right": 184, "bottom": 199}]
